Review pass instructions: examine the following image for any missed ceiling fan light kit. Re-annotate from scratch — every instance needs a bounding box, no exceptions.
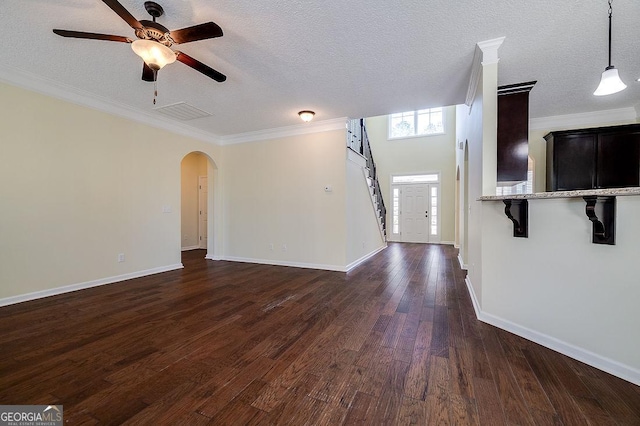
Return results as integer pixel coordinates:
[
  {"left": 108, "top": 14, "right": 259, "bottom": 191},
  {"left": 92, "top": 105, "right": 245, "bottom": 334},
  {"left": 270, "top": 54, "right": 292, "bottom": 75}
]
[
  {"left": 131, "top": 39, "right": 175, "bottom": 70},
  {"left": 593, "top": 0, "right": 626, "bottom": 96}
]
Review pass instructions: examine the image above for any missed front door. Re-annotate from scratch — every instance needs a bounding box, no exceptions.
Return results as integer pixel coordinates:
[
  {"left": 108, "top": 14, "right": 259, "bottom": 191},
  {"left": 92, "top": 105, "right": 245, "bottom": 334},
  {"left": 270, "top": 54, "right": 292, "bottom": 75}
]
[{"left": 398, "top": 183, "right": 440, "bottom": 243}]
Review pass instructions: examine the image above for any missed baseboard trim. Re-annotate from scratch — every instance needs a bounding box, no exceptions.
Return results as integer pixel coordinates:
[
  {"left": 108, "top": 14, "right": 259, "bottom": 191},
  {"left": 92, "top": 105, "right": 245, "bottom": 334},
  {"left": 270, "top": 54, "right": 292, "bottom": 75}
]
[
  {"left": 205, "top": 254, "right": 222, "bottom": 261},
  {"left": 464, "top": 276, "right": 482, "bottom": 319},
  {"left": 463, "top": 276, "right": 640, "bottom": 386},
  {"left": 346, "top": 245, "right": 387, "bottom": 272},
  {"left": 181, "top": 245, "right": 200, "bottom": 251},
  {"left": 482, "top": 310, "right": 640, "bottom": 386},
  {"left": 0, "top": 264, "right": 184, "bottom": 307},
  {"left": 221, "top": 256, "right": 347, "bottom": 272},
  {"left": 458, "top": 254, "right": 468, "bottom": 270}
]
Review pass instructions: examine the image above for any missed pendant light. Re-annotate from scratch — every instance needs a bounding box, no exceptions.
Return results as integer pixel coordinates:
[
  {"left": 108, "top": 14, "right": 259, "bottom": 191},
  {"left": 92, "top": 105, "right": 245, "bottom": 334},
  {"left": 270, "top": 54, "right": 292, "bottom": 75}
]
[{"left": 594, "top": 0, "right": 626, "bottom": 96}]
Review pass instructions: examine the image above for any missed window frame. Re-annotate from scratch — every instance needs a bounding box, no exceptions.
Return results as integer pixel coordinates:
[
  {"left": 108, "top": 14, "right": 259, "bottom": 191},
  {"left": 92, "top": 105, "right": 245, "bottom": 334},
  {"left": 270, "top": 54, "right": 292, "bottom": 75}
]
[{"left": 388, "top": 108, "right": 446, "bottom": 140}]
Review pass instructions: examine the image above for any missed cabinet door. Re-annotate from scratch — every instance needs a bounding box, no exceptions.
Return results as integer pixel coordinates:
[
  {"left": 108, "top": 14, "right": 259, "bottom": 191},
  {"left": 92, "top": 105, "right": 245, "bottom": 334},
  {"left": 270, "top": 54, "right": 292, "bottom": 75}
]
[
  {"left": 596, "top": 131, "right": 640, "bottom": 188},
  {"left": 497, "top": 92, "right": 529, "bottom": 182},
  {"left": 554, "top": 134, "right": 596, "bottom": 191}
]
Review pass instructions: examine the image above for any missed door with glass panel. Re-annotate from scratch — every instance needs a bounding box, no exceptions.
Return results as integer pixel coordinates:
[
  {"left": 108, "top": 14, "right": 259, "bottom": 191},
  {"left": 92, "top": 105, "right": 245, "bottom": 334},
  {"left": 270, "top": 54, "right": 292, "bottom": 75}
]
[{"left": 391, "top": 174, "right": 440, "bottom": 243}]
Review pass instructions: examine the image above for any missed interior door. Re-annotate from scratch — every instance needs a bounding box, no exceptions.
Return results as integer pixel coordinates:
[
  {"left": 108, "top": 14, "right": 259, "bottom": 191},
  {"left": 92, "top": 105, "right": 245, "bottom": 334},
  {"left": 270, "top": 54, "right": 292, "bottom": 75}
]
[
  {"left": 198, "top": 176, "right": 208, "bottom": 249},
  {"left": 399, "top": 183, "right": 440, "bottom": 243}
]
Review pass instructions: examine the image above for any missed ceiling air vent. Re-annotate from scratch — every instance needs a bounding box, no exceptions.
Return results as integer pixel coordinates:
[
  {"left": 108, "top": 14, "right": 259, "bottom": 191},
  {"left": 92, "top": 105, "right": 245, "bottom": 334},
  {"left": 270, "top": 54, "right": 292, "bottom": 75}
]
[{"left": 153, "top": 102, "right": 212, "bottom": 121}]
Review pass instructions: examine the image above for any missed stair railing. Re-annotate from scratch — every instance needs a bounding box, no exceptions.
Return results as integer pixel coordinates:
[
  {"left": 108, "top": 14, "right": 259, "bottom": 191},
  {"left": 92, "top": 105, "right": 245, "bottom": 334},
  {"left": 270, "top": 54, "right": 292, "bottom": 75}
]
[{"left": 347, "top": 118, "right": 387, "bottom": 238}]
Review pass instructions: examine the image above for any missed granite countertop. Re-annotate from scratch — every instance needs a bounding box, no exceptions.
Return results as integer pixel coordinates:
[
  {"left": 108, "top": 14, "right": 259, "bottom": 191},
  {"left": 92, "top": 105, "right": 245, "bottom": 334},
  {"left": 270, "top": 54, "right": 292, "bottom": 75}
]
[{"left": 479, "top": 187, "right": 640, "bottom": 201}]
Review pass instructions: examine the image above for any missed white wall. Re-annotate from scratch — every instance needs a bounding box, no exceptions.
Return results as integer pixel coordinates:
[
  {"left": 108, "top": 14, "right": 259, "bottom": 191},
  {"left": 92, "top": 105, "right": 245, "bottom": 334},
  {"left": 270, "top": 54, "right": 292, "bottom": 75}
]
[
  {"left": 0, "top": 82, "right": 222, "bottom": 302},
  {"left": 222, "top": 130, "right": 348, "bottom": 270},
  {"left": 346, "top": 151, "right": 386, "bottom": 267},
  {"left": 481, "top": 195, "right": 640, "bottom": 383},
  {"left": 455, "top": 104, "right": 469, "bottom": 265},
  {"left": 365, "top": 107, "right": 457, "bottom": 243},
  {"left": 454, "top": 62, "right": 499, "bottom": 304}
]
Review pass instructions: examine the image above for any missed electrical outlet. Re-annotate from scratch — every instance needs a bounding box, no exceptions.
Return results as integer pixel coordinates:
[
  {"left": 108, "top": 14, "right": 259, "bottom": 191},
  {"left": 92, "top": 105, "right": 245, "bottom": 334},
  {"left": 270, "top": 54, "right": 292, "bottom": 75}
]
[
  {"left": 183, "top": 234, "right": 188, "bottom": 241},
  {"left": 282, "top": 244, "right": 287, "bottom": 252},
  {"left": 117, "top": 253, "right": 125, "bottom": 263},
  {"left": 269, "top": 243, "right": 274, "bottom": 251}
]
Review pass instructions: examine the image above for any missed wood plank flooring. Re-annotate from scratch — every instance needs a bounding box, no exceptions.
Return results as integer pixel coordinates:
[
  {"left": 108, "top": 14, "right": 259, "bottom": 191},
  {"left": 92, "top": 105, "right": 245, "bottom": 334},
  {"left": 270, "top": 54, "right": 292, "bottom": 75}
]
[{"left": 1, "top": 243, "right": 639, "bottom": 425}]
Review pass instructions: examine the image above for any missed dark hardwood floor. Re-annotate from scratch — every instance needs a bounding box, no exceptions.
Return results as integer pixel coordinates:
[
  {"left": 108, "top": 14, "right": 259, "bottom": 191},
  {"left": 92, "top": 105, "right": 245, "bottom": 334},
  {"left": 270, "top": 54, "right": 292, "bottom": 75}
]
[{"left": 1, "top": 243, "right": 639, "bottom": 425}]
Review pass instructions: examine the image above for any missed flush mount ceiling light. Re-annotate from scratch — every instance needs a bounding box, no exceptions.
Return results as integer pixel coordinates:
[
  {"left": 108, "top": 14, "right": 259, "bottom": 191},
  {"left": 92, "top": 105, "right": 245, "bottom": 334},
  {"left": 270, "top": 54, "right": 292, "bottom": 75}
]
[
  {"left": 298, "top": 110, "right": 315, "bottom": 122},
  {"left": 594, "top": 0, "right": 627, "bottom": 96}
]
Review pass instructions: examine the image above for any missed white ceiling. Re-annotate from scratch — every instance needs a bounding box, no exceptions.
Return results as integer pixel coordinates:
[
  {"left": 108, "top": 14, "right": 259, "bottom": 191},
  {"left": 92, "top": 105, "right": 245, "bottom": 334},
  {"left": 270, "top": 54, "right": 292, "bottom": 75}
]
[{"left": 2, "top": 0, "right": 639, "bottom": 138}]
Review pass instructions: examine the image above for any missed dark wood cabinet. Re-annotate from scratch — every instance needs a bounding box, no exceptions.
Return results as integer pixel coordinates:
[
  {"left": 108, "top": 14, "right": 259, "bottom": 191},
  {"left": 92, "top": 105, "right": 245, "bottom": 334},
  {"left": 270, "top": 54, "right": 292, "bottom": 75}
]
[
  {"left": 597, "top": 130, "right": 640, "bottom": 188},
  {"left": 545, "top": 124, "right": 640, "bottom": 191},
  {"left": 497, "top": 82, "right": 535, "bottom": 183}
]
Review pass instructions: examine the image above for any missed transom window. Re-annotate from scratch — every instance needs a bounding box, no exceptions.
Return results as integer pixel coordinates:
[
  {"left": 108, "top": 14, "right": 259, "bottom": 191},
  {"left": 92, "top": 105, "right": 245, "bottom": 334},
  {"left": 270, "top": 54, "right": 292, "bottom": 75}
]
[
  {"left": 392, "top": 174, "right": 439, "bottom": 184},
  {"left": 388, "top": 108, "right": 444, "bottom": 139}
]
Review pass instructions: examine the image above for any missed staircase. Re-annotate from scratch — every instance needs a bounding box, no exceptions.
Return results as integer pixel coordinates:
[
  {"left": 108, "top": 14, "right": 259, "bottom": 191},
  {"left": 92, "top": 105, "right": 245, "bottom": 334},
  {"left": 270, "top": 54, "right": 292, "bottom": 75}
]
[{"left": 347, "top": 118, "right": 387, "bottom": 239}]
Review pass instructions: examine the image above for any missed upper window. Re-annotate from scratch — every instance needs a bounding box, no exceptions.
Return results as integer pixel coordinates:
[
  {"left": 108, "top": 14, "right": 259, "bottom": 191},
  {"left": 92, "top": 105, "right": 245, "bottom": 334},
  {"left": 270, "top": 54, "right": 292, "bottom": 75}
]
[{"left": 388, "top": 108, "right": 445, "bottom": 139}]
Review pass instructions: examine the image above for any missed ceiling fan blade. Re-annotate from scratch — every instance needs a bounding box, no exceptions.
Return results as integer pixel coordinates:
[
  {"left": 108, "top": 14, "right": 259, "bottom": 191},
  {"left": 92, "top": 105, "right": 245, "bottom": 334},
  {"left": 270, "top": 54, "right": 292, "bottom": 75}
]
[
  {"left": 102, "top": 0, "right": 143, "bottom": 30},
  {"left": 53, "top": 29, "right": 131, "bottom": 43},
  {"left": 142, "top": 63, "right": 157, "bottom": 82},
  {"left": 170, "top": 22, "right": 223, "bottom": 44},
  {"left": 175, "top": 51, "right": 226, "bottom": 82}
]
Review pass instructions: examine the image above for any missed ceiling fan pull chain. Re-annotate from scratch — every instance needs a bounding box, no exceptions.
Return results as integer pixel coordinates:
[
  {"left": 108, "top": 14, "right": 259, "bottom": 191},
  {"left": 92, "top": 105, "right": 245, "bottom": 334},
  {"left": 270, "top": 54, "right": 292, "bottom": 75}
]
[{"left": 152, "top": 69, "right": 159, "bottom": 105}]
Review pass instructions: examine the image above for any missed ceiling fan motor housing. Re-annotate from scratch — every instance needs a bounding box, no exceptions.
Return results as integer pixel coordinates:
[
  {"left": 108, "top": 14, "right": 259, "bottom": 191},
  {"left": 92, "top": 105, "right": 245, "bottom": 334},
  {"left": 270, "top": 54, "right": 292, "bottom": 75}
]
[{"left": 136, "top": 20, "right": 174, "bottom": 46}]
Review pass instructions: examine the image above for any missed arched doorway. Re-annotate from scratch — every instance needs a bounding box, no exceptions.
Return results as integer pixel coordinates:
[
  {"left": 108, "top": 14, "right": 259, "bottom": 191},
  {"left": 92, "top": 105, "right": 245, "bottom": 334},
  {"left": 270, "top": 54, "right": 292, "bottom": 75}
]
[{"left": 180, "top": 151, "right": 219, "bottom": 259}]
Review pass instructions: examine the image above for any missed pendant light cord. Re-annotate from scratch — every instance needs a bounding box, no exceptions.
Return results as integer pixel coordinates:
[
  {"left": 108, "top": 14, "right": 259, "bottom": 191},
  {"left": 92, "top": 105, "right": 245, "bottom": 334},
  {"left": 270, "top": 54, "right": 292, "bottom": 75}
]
[{"left": 607, "top": 0, "right": 613, "bottom": 68}]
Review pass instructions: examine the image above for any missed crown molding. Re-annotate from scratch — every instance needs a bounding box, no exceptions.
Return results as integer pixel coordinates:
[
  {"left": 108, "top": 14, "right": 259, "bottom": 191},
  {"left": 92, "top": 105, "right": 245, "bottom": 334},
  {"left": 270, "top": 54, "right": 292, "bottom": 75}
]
[
  {"left": 0, "top": 65, "right": 223, "bottom": 146},
  {"left": 477, "top": 36, "right": 505, "bottom": 66},
  {"left": 498, "top": 80, "right": 537, "bottom": 95},
  {"left": 530, "top": 107, "right": 639, "bottom": 132},
  {"left": 466, "top": 37, "right": 506, "bottom": 106},
  {"left": 219, "top": 117, "right": 348, "bottom": 145}
]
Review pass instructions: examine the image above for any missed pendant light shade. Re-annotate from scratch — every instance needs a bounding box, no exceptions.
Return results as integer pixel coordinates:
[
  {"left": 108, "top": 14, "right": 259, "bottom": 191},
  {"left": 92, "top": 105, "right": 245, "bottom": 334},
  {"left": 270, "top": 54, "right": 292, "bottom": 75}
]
[
  {"left": 594, "top": 66, "right": 627, "bottom": 96},
  {"left": 131, "top": 39, "right": 176, "bottom": 70},
  {"left": 594, "top": 0, "right": 626, "bottom": 96}
]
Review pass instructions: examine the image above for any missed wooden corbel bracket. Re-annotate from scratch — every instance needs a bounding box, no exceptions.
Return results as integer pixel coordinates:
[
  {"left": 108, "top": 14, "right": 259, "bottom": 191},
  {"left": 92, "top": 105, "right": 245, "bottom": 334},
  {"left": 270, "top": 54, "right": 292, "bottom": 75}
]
[
  {"left": 583, "top": 196, "right": 616, "bottom": 245},
  {"left": 503, "top": 199, "right": 528, "bottom": 238}
]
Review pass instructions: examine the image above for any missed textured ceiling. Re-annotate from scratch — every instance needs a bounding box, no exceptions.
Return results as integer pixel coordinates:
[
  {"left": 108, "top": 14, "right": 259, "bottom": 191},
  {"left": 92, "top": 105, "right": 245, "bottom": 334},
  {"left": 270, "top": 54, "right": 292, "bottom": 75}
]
[{"left": 1, "top": 0, "right": 639, "bottom": 138}]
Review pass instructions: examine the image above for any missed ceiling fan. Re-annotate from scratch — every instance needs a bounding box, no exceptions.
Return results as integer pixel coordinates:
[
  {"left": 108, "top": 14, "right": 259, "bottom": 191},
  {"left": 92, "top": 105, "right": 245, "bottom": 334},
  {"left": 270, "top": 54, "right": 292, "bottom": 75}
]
[{"left": 53, "top": 0, "right": 226, "bottom": 84}]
